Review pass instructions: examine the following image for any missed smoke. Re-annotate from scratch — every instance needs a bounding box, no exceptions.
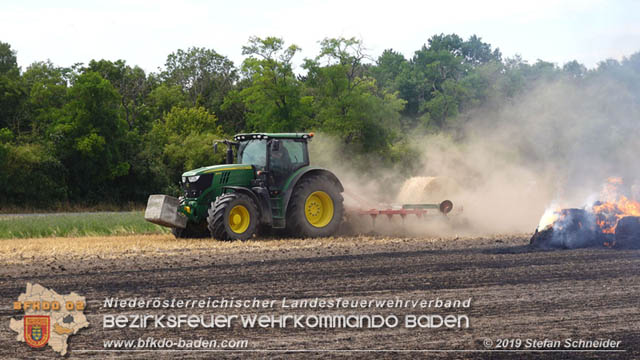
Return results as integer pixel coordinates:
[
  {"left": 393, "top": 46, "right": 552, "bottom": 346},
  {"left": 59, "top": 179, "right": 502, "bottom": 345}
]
[
  {"left": 538, "top": 208, "right": 602, "bottom": 249},
  {"left": 308, "top": 134, "right": 395, "bottom": 208},
  {"left": 310, "top": 70, "right": 640, "bottom": 235},
  {"left": 414, "top": 75, "right": 640, "bottom": 234}
]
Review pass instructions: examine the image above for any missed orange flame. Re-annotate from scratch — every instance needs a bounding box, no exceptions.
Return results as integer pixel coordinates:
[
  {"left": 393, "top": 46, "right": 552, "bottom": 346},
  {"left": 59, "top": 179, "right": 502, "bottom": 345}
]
[
  {"left": 607, "top": 177, "right": 623, "bottom": 184},
  {"left": 537, "top": 177, "right": 640, "bottom": 239},
  {"left": 592, "top": 178, "right": 640, "bottom": 234}
]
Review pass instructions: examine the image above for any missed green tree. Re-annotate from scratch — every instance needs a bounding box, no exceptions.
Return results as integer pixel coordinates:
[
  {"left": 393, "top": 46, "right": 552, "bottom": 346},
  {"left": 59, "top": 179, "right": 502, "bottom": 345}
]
[
  {"left": 162, "top": 47, "right": 237, "bottom": 109},
  {"left": 145, "top": 83, "right": 188, "bottom": 120},
  {"left": 621, "top": 52, "right": 640, "bottom": 99},
  {"left": 161, "top": 47, "right": 240, "bottom": 133},
  {"left": 427, "top": 34, "right": 501, "bottom": 65},
  {"left": 0, "top": 41, "right": 18, "bottom": 74},
  {"left": 562, "top": 60, "right": 587, "bottom": 79},
  {"left": 303, "top": 37, "right": 405, "bottom": 157},
  {"left": 458, "top": 60, "right": 504, "bottom": 108},
  {"left": 149, "top": 106, "right": 225, "bottom": 186},
  {"left": 0, "top": 41, "right": 25, "bottom": 133},
  {"left": 393, "top": 35, "right": 469, "bottom": 127},
  {"left": 383, "top": 34, "right": 502, "bottom": 130},
  {"left": 50, "top": 71, "right": 129, "bottom": 201},
  {"left": 231, "top": 36, "right": 311, "bottom": 132},
  {"left": 86, "top": 59, "right": 151, "bottom": 131},
  {"left": 21, "top": 61, "right": 69, "bottom": 138},
  {"left": 460, "top": 35, "right": 502, "bottom": 65},
  {"left": 0, "top": 143, "right": 68, "bottom": 206},
  {"left": 370, "top": 49, "right": 409, "bottom": 92}
]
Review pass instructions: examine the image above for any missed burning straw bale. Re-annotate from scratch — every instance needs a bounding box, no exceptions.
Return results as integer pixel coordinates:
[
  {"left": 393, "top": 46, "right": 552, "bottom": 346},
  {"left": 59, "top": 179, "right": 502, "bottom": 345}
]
[
  {"left": 530, "top": 209, "right": 607, "bottom": 249},
  {"left": 531, "top": 210, "right": 640, "bottom": 250},
  {"left": 532, "top": 178, "right": 640, "bottom": 250},
  {"left": 615, "top": 216, "right": 640, "bottom": 249}
]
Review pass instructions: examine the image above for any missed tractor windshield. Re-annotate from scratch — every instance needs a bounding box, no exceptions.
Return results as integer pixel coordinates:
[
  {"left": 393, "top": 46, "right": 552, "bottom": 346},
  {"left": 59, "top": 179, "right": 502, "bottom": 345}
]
[{"left": 238, "top": 139, "right": 267, "bottom": 169}]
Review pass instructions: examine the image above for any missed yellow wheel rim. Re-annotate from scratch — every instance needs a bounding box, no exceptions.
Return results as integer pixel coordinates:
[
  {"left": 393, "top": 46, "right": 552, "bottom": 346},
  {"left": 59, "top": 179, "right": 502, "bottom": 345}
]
[
  {"left": 228, "top": 205, "right": 250, "bottom": 234},
  {"left": 304, "top": 191, "right": 334, "bottom": 228}
]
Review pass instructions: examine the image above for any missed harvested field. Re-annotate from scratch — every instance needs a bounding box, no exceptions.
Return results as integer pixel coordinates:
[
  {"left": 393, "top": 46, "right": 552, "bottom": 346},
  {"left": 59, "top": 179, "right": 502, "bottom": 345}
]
[{"left": 1, "top": 234, "right": 639, "bottom": 359}]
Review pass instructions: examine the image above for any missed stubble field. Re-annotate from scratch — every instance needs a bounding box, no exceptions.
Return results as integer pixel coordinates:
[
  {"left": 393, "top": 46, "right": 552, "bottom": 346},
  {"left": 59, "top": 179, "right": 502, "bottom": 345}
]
[{"left": 0, "top": 233, "right": 639, "bottom": 359}]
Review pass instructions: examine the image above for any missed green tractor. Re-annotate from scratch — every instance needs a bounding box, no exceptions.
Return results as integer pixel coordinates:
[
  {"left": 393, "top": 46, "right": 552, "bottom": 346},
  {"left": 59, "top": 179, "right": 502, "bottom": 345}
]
[{"left": 144, "top": 132, "right": 344, "bottom": 240}]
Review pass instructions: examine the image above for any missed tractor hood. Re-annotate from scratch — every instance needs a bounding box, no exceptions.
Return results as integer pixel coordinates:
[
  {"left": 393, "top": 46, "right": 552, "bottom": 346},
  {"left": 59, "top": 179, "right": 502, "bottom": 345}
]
[{"left": 182, "top": 164, "right": 254, "bottom": 177}]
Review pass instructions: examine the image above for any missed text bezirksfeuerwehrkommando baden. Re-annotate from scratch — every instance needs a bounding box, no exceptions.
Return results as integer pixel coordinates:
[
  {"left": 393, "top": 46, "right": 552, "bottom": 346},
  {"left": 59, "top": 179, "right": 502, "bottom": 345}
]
[
  {"left": 103, "top": 313, "right": 471, "bottom": 329},
  {"left": 103, "top": 297, "right": 472, "bottom": 310}
]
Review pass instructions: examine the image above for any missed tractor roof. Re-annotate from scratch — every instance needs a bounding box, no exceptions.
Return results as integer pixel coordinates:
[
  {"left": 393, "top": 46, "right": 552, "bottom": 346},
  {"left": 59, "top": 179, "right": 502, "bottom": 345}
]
[{"left": 233, "top": 133, "right": 314, "bottom": 141}]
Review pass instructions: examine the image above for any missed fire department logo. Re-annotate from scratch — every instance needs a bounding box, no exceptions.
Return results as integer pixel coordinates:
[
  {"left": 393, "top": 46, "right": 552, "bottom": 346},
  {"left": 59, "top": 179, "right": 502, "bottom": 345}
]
[
  {"left": 24, "top": 315, "right": 50, "bottom": 348},
  {"left": 10, "top": 283, "right": 89, "bottom": 356}
]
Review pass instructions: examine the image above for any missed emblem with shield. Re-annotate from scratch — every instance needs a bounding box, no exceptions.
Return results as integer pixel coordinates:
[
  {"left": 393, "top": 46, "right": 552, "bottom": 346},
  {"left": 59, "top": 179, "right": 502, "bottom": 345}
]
[{"left": 24, "top": 315, "right": 50, "bottom": 348}]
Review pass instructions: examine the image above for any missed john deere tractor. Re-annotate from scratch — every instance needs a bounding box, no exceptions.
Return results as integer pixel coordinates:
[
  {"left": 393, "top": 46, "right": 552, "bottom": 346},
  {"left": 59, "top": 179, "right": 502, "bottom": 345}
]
[{"left": 144, "top": 133, "right": 344, "bottom": 240}]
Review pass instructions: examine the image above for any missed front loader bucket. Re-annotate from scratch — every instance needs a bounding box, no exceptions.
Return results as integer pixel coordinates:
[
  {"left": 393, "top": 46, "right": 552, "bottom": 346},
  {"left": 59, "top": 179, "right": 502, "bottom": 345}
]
[{"left": 144, "top": 195, "right": 187, "bottom": 228}]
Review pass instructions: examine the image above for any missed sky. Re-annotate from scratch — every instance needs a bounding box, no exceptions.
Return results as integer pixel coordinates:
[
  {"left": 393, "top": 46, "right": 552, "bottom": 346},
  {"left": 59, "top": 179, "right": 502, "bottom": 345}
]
[{"left": 1, "top": 0, "right": 639, "bottom": 74}]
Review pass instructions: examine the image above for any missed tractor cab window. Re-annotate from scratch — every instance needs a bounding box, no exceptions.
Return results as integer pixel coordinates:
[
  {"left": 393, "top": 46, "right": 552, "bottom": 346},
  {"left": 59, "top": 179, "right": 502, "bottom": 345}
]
[
  {"left": 238, "top": 140, "right": 267, "bottom": 169},
  {"left": 269, "top": 139, "right": 308, "bottom": 188},
  {"left": 282, "top": 140, "right": 307, "bottom": 168}
]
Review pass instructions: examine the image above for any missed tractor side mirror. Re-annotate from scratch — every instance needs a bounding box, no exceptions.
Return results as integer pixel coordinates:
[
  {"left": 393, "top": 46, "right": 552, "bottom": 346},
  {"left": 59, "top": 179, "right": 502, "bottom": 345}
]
[
  {"left": 226, "top": 146, "right": 233, "bottom": 164},
  {"left": 213, "top": 142, "right": 218, "bottom": 153},
  {"left": 271, "top": 140, "right": 281, "bottom": 152}
]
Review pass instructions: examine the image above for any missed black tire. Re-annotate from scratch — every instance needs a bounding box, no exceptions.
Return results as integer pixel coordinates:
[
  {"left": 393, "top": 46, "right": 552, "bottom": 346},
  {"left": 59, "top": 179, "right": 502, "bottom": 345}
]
[
  {"left": 286, "top": 175, "right": 344, "bottom": 238},
  {"left": 207, "top": 193, "right": 259, "bottom": 241},
  {"left": 171, "top": 222, "right": 210, "bottom": 238}
]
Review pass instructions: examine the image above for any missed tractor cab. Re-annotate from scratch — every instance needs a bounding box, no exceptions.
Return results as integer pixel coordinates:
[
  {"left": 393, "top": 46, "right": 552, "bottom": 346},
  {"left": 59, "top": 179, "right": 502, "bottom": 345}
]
[{"left": 235, "top": 133, "right": 312, "bottom": 191}]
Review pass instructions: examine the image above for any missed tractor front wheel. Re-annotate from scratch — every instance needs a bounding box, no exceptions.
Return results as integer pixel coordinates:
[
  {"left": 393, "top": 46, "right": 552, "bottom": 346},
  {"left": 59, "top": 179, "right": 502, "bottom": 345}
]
[
  {"left": 207, "top": 193, "right": 259, "bottom": 241},
  {"left": 171, "top": 222, "right": 210, "bottom": 239},
  {"left": 286, "top": 175, "right": 344, "bottom": 238}
]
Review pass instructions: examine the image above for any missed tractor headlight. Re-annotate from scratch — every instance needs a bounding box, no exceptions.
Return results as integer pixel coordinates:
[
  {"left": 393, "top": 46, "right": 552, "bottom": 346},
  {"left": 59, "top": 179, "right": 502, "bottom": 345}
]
[
  {"left": 182, "top": 176, "right": 187, "bottom": 183},
  {"left": 188, "top": 175, "right": 200, "bottom": 182}
]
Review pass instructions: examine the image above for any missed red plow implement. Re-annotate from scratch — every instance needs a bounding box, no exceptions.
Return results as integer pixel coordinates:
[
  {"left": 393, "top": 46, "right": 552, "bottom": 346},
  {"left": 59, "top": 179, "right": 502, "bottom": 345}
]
[{"left": 351, "top": 201, "right": 455, "bottom": 228}]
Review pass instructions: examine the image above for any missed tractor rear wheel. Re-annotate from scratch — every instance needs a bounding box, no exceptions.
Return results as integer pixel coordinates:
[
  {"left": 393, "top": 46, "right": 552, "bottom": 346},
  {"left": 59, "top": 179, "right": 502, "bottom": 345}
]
[
  {"left": 286, "top": 175, "right": 344, "bottom": 238},
  {"left": 207, "top": 193, "right": 259, "bottom": 241}
]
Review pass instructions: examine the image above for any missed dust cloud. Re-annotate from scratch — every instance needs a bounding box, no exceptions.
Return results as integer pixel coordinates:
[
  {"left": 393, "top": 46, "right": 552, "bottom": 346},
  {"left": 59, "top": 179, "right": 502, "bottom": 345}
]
[{"left": 310, "top": 74, "right": 640, "bottom": 236}]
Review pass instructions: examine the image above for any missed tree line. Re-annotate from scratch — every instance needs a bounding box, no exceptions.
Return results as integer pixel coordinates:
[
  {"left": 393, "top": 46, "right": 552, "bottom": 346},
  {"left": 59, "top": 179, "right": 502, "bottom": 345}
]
[{"left": 0, "top": 35, "right": 638, "bottom": 207}]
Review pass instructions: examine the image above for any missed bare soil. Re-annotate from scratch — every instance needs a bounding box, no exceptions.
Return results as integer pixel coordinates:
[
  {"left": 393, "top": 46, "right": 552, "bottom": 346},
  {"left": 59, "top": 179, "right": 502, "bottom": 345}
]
[{"left": 1, "top": 234, "right": 639, "bottom": 359}]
